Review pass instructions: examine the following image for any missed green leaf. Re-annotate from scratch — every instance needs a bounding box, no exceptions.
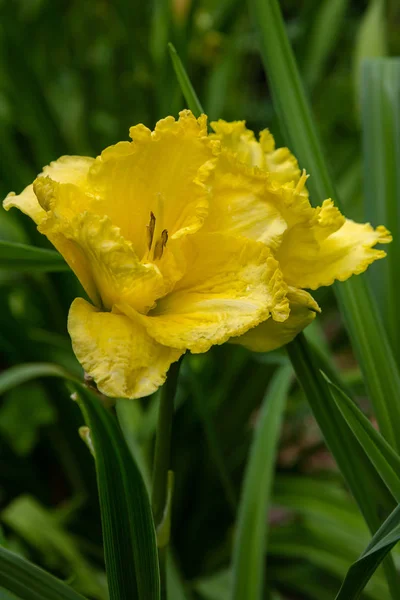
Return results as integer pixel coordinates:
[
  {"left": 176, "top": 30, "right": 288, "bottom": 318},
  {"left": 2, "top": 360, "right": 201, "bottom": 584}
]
[
  {"left": 249, "top": 0, "right": 400, "bottom": 457},
  {"left": 0, "top": 545, "right": 87, "bottom": 600},
  {"left": 325, "top": 376, "right": 400, "bottom": 502},
  {"left": 0, "top": 241, "right": 69, "bottom": 272},
  {"left": 0, "top": 364, "right": 79, "bottom": 397},
  {"left": 74, "top": 384, "right": 160, "bottom": 600},
  {"left": 168, "top": 44, "right": 203, "bottom": 116},
  {"left": 336, "top": 503, "right": 400, "bottom": 600},
  {"left": 286, "top": 334, "right": 399, "bottom": 598},
  {"left": 231, "top": 366, "right": 292, "bottom": 600},
  {"left": 302, "top": 0, "right": 348, "bottom": 89},
  {"left": 354, "top": 0, "right": 388, "bottom": 97},
  {"left": 2, "top": 496, "right": 107, "bottom": 599},
  {"left": 361, "top": 58, "right": 400, "bottom": 358},
  {"left": 0, "top": 586, "right": 21, "bottom": 600}
]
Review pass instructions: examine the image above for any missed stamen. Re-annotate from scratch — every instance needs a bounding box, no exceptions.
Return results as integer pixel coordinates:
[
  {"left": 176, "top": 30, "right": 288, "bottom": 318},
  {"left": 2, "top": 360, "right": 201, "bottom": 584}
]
[
  {"left": 146, "top": 211, "right": 156, "bottom": 250},
  {"left": 153, "top": 229, "right": 168, "bottom": 260}
]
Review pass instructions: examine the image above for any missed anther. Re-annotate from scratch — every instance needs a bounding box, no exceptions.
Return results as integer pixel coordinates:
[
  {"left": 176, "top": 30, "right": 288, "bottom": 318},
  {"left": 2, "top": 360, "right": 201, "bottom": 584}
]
[
  {"left": 153, "top": 229, "right": 168, "bottom": 260},
  {"left": 146, "top": 211, "right": 156, "bottom": 250}
]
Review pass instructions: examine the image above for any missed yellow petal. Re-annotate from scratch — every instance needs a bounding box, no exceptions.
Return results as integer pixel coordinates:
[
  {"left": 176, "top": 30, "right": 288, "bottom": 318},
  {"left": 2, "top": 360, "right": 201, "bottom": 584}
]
[
  {"left": 87, "top": 110, "right": 219, "bottom": 258},
  {"left": 259, "top": 129, "right": 304, "bottom": 190},
  {"left": 210, "top": 120, "right": 265, "bottom": 168},
  {"left": 204, "top": 152, "right": 287, "bottom": 250},
  {"left": 233, "top": 288, "right": 320, "bottom": 352},
  {"left": 68, "top": 298, "right": 181, "bottom": 399},
  {"left": 210, "top": 120, "right": 305, "bottom": 190},
  {"left": 38, "top": 184, "right": 164, "bottom": 311},
  {"left": 3, "top": 156, "right": 94, "bottom": 224},
  {"left": 278, "top": 199, "right": 392, "bottom": 289},
  {"left": 120, "top": 233, "right": 289, "bottom": 353}
]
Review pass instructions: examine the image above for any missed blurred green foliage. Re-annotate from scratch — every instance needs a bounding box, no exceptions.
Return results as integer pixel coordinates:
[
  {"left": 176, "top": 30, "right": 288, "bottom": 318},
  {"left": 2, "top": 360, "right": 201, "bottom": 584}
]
[{"left": 0, "top": 0, "right": 400, "bottom": 598}]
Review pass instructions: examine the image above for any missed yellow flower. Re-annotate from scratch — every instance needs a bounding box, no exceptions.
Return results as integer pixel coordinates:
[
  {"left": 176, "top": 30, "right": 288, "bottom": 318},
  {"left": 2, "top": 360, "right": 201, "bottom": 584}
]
[
  {"left": 4, "top": 111, "right": 390, "bottom": 397},
  {"left": 208, "top": 119, "right": 391, "bottom": 351},
  {"left": 3, "top": 111, "right": 289, "bottom": 399}
]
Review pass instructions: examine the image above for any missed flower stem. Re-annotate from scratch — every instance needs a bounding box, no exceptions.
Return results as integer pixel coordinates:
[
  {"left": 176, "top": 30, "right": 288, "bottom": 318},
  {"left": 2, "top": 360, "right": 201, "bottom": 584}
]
[{"left": 151, "top": 357, "right": 182, "bottom": 599}]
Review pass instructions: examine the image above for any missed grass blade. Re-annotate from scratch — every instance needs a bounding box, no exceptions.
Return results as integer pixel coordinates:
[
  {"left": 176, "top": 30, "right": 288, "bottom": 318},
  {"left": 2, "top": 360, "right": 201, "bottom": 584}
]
[
  {"left": 0, "top": 364, "right": 79, "bottom": 396},
  {"left": 168, "top": 44, "right": 204, "bottom": 115},
  {"left": 249, "top": 0, "right": 400, "bottom": 454},
  {"left": 302, "top": 0, "right": 348, "bottom": 89},
  {"left": 325, "top": 375, "right": 400, "bottom": 502},
  {"left": 361, "top": 58, "right": 400, "bottom": 358},
  {"left": 0, "top": 241, "right": 69, "bottom": 272},
  {"left": 0, "top": 546, "right": 87, "bottom": 600},
  {"left": 336, "top": 503, "right": 400, "bottom": 600},
  {"left": 354, "top": 0, "right": 388, "bottom": 96},
  {"left": 286, "top": 333, "right": 399, "bottom": 598},
  {"left": 231, "top": 366, "right": 292, "bottom": 600},
  {"left": 75, "top": 384, "right": 160, "bottom": 600}
]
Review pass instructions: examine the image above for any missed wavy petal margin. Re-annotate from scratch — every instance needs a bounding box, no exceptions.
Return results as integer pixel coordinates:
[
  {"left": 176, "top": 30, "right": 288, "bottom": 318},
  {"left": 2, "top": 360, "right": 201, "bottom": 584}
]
[
  {"left": 232, "top": 287, "right": 320, "bottom": 352},
  {"left": 68, "top": 298, "right": 182, "bottom": 399},
  {"left": 3, "top": 156, "right": 94, "bottom": 224},
  {"left": 87, "top": 110, "right": 219, "bottom": 258},
  {"left": 278, "top": 204, "right": 392, "bottom": 290},
  {"left": 121, "top": 233, "right": 289, "bottom": 353}
]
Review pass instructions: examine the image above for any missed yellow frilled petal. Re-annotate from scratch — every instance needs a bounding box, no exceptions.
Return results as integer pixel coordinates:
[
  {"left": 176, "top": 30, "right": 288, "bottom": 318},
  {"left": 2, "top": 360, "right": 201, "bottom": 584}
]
[
  {"left": 36, "top": 181, "right": 164, "bottom": 312},
  {"left": 68, "top": 298, "right": 181, "bottom": 399},
  {"left": 3, "top": 156, "right": 94, "bottom": 224},
  {"left": 210, "top": 120, "right": 304, "bottom": 189},
  {"left": 87, "top": 110, "right": 219, "bottom": 259},
  {"left": 278, "top": 198, "right": 392, "bottom": 289},
  {"left": 119, "top": 233, "right": 289, "bottom": 354},
  {"left": 232, "top": 288, "right": 320, "bottom": 352},
  {"left": 203, "top": 153, "right": 287, "bottom": 250},
  {"left": 259, "top": 129, "right": 304, "bottom": 190},
  {"left": 210, "top": 120, "right": 265, "bottom": 167}
]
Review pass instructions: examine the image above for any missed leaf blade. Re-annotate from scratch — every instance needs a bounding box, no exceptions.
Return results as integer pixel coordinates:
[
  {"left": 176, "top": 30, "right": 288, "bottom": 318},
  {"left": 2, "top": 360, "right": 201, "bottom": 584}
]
[
  {"left": 249, "top": 0, "right": 400, "bottom": 457},
  {"left": 231, "top": 366, "right": 292, "bottom": 600},
  {"left": 361, "top": 58, "right": 400, "bottom": 358},
  {"left": 168, "top": 43, "right": 204, "bottom": 116},
  {"left": 0, "top": 241, "right": 69, "bottom": 272},
  {"left": 75, "top": 384, "right": 160, "bottom": 600},
  {"left": 0, "top": 545, "right": 87, "bottom": 600},
  {"left": 0, "top": 364, "right": 79, "bottom": 397},
  {"left": 336, "top": 504, "right": 400, "bottom": 600},
  {"left": 286, "top": 334, "right": 399, "bottom": 598},
  {"left": 325, "top": 376, "right": 400, "bottom": 502}
]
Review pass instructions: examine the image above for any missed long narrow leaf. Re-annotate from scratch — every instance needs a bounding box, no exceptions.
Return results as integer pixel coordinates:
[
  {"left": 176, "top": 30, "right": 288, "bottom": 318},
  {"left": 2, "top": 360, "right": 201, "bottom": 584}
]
[
  {"left": 286, "top": 334, "right": 399, "bottom": 597},
  {"left": 249, "top": 0, "right": 400, "bottom": 454},
  {"left": 0, "top": 241, "right": 69, "bottom": 272},
  {"left": 336, "top": 504, "right": 400, "bottom": 600},
  {"left": 0, "top": 546, "right": 86, "bottom": 600},
  {"left": 0, "top": 364, "right": 79, "bottom": 396},
  {"left": 325, "top": 375, "right": 400, "bottom": 502},
  {"left": 75, "top": 384, "right": 160, "bottom": 600},
  {"left": 168, "top": 44, "right": 204, "bottom": 115},
  {"left": 231, "top": 366, "right": 292, "bottom": 600},
  {"left": 361, "top": 58, "right": 400, "bottom": 358}
]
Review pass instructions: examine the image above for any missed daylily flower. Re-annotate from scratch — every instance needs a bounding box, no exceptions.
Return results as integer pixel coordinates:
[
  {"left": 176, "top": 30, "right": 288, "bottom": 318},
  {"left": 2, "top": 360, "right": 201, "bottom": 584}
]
[
  {"left": 207, "top": 120, "right": 391, "bottom": 351},
  {"left": 3, "top": 111, "right": 390, "bottom": 398},
  {"left": 3, "top": 111, "right": 289, "bottom": 398}
]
